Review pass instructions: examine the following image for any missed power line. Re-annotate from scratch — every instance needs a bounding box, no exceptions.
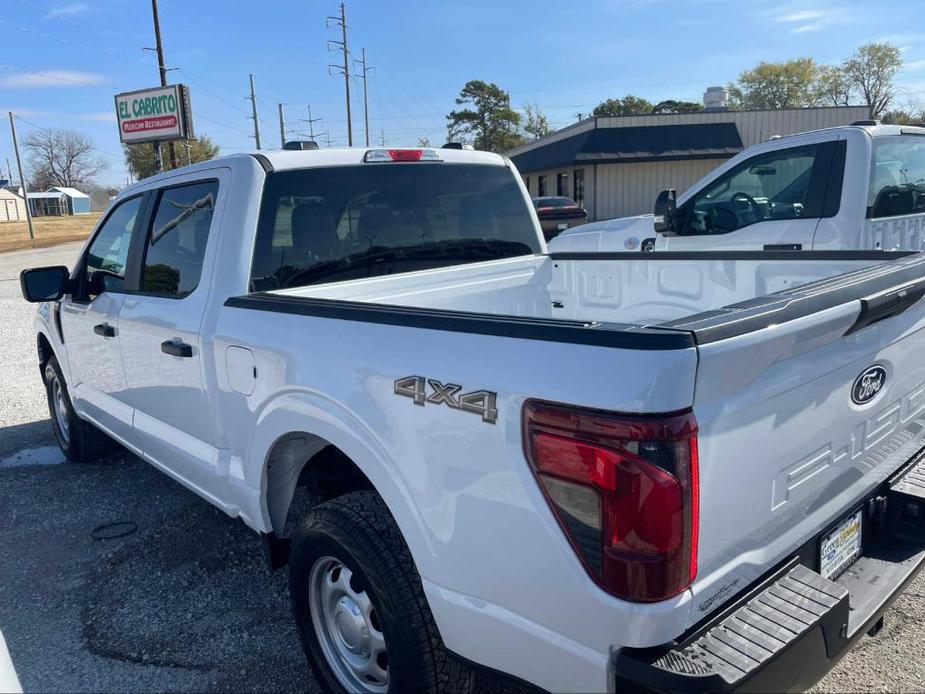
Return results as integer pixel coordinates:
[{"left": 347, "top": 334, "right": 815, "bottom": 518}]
[
  {"left": 354, "top": 48, "right": 374, "bottom": 146},
  {"left": 247, "top": 74, "right": 262, "bottom": 149},
  {"left": 326, "top": 2, "right": 353, "bottom": 146}
]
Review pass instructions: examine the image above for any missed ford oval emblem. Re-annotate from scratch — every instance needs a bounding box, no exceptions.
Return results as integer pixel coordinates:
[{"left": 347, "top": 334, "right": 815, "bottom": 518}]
[{"left": 851, "top": 365, "right": 886, "bottom": 405}]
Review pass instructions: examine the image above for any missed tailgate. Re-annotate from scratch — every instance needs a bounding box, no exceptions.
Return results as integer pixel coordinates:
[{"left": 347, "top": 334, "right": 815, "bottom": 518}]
[{"left": 667, "top": 252, "right": 925, "bottom": 627}]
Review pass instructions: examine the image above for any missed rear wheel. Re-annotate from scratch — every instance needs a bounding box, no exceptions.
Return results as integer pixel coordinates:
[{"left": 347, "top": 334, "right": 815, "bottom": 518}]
[
  {"left": 289, "top": 490, "right": 473, "bottom": 694},
  {"left": 43, "top": 355, "right": 117, "bottom": 462}
]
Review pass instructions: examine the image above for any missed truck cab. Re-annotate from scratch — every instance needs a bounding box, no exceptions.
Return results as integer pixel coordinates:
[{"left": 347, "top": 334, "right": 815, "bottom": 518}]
[{"left": 550, "top": 124, "right": 925, "bottom": 253}]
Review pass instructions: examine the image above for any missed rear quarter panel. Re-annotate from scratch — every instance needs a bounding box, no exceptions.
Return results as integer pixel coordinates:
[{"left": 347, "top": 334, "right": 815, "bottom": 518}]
[{"left": 212, "top": 305, "right": 698, "bottom": 691}]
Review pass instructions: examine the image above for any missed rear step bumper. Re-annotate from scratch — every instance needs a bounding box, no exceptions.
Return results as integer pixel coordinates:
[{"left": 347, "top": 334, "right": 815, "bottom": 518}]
[{"left": 615, "top": 454, "right": 925, "bottom": 693}]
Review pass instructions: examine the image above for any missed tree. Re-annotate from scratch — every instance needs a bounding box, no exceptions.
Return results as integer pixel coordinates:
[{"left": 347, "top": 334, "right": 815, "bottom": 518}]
[
  {"left": 592, "top": 95, "right": 654, "bottom": 117},
  {"left": 523, "top": 104, "right": 551, "bottom": 140},
  {"left": 882, "top": 99, "right": 924, "bottom": 125},
  {"left": 843, "top": 43, "right": 903, "bottom": 119},
  {"left": 446, "top": 80, "right": 523, "bottom": 152},
  {"left": 817, "top": 65, "right": 853, "bottom": 107},
  {"left": 25, "top": 128, "right": 106, "bottom": 188},
  {"left": 417, "top": 137, "right": 432, "bottom": 148},
  {"left": 652, "top": 99, "right": 704, "bottom": 114},
  {"left": 124, "top": 135, "right": 220, "bottom": 180},
  {"left": 726, "top": 58, "right": 822, "bottom": 109}
]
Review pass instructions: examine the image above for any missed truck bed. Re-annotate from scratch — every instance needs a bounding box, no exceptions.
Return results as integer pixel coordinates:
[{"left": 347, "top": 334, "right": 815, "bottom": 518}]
[{"left": 243, "top": 250, "right": 921, "bottom": 341}]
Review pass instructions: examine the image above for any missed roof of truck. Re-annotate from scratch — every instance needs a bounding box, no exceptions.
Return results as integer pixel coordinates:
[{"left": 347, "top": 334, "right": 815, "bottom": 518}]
[{"left": 121, "top": 146, "right": 509, "bottom": 196}]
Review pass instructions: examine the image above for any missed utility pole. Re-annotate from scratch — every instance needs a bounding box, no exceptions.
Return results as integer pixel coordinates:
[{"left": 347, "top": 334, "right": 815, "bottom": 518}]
[
  {"left": 247, "top": 74, "right": 262, "bottom": 149},
  {"left": 278, "top": 103, "right": 286, "bottom": 147},
  {"left": 354, "top": 48, "right": 374, "bottom": 146},
  {"left": 150, "top": 0, "right": 178, "bottom": 170},
  {"left": 379, "top": 130, "right": 386, "bottom": 147},
  {"left": 183, "top": 142, "right": 192, "bottom": 166},
  {"left": 8, "top": 113, "right": 35, "bottom": 239},
  {"left": 323, "top": 132, "right": 334, "bottom": 148},
  {"left": 5, "top": 158, "right": 12, "bottom": 182},
  {"left": 326, "top": 2, "right": 352, "bottom": 146},
  {"left": 300, "top": 105, "right": 322, "bottom": 141}
]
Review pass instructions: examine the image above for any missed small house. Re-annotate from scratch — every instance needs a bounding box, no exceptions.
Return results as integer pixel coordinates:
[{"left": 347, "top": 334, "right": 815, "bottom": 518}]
[
  {"left": 46, "top": 187, "right": 92, "bottom": 214},
  {"left": 0, "top": 188, "right": 27, "bottom": 223}
]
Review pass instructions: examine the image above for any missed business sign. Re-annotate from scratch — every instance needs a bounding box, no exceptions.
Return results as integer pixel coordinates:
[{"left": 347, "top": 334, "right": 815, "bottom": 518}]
[{"left": 114, "top": 85, "right": 194, "bottom": 144}]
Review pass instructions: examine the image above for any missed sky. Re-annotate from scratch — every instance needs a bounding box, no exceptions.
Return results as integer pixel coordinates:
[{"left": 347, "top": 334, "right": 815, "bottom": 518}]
[{"left": 2, "top": 0, "right": 925, "bottom": 187}]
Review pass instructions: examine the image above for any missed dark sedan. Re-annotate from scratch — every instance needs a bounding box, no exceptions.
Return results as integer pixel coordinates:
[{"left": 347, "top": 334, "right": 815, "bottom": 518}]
[{"left": 532, "top": 197, "right": 588, "bottom": 241}]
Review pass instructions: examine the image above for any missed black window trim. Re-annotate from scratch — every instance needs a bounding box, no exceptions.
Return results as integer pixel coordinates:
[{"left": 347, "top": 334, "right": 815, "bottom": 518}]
[
  {"left": 68, "top": 192, "right": 149, "bottom": 304},
  {"left": 131, "top": 177, "right": 221, "bottom": 301},
  {"left": 677, "top": 141, "right": 839, "bottom": 237}
]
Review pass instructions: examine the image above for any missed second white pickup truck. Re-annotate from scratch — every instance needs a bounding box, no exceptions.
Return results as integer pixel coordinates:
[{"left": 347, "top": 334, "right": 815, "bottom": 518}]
[
  {"left": 20, "top": 145, "right": 925, "bottom": 693},
  {"left": 550, "top": 123, "right": 925, "bottom": 253}
]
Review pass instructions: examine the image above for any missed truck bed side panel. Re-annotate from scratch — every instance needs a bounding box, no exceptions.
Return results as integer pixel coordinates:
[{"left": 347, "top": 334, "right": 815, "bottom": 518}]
[{"left": 213, "top": 304, "right": 698, "bottom": 691}]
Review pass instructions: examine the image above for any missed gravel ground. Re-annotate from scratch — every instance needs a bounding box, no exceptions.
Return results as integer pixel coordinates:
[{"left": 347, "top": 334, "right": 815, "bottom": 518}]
[{"left": 1, "top": 243, "right": 924, "bottom": 692}]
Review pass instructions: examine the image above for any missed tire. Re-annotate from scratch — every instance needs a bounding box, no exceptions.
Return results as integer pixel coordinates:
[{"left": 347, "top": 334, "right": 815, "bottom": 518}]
[
  {"left": 43, "top": 355, "right": 117, "bottom": 463},
  {"left": 289, "top": 490, "right": 473, "bottom": 694}
]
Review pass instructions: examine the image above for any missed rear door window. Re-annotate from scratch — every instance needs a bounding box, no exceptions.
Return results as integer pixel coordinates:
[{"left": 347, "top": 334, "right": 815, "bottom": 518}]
[
  {"left": 868, "top": 135, "right": 925, "bottom": 218},
  {"left": 140, "top": 181, "right": 218, "bottom": 298},
  {"left": 250, "top": 163, "right": 540, "bottom": 290}
]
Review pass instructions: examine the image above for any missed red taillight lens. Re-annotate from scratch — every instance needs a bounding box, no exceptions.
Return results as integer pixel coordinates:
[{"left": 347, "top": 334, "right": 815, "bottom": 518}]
[
  {"left": 389, "top": 148, "right": 423, "bottom": 161},
  {"left": 523, "top": 400, "right": 699, "bottom": 602}
]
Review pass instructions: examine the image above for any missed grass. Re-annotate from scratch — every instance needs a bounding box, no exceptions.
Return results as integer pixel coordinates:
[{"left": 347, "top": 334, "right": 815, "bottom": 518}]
[{"left": 0, "top": 212, "right": 101, "bottom": 253}]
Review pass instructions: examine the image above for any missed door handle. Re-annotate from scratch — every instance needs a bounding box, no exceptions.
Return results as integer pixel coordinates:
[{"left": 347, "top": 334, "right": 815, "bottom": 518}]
[
  {"left": 161, "top": 340, "right": 193, "bottom": 358},
  {"left": 763, "top": 244, "right": 802, "bottom": 251},
  {"left": 93, "top": 323, "right": 116, "bottom": 337}
]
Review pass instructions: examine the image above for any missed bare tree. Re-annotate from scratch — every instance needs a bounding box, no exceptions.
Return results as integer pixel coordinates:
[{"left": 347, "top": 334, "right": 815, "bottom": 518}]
[
  {"left": 843, "top": 43, "right": 903, "bottom": 119},
  {"left": 25, "top": 128, "right": 107, "bottom": 189}
]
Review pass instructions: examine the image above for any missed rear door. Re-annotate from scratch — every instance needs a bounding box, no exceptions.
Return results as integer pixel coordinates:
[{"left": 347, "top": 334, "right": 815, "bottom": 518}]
[
  {"left": 665, "top": 138, "right": 843, "bottom": 251},
  {"left": 116, "top": 172, "right": 226, "bottom": 502},
  {"left": 673, "top": 253, "right": 925, "bottom": 625}
]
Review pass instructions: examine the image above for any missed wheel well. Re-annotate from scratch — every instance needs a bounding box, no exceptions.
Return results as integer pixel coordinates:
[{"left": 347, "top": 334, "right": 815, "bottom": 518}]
[
  {"left": 265, "top": 432, "right": 374, "bottom": 539},
  {"left": 37, "top": 333, "right": 53, "bottom": 372}
]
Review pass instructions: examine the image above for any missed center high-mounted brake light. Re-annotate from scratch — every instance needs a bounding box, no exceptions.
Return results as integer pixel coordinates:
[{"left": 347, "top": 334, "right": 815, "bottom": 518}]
[
  {"left": 523, "top": 400, "right": 699, "bottom": 603},
  {"left": 363, "top": 148, "right": 443, "bottom": 163}
]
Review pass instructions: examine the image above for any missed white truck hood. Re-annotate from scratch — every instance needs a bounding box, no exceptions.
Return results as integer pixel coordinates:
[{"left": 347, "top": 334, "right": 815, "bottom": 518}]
[{"left": 547, "top": 214, "right": 655, "bottom": 252}]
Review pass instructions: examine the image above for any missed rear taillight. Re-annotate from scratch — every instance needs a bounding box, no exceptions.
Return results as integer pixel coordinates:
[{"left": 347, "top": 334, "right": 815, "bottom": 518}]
[{"left": 523, "top": 400, "right": 699, "bottom": 602}]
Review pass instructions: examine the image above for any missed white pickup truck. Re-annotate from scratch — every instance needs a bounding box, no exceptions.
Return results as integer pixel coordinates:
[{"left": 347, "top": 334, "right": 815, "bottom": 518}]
[
  {"left": 550, "top": 123, "right": 925, "bottom": 254},
  {"left": 20, "top": 145, "right": 925, "bottom": 694}
]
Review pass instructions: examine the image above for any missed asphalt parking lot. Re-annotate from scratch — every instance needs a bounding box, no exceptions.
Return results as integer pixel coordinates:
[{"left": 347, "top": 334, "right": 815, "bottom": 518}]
[{"left": 2, "top": 242, "right": 925, "bottom": 693}]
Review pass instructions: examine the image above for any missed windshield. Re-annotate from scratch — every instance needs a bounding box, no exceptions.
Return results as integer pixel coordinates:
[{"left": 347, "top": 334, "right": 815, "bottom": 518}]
[
  {"left": 534, "top": 197, "right": 576, "bottom": 208},
  {"left": 250, "top": 163, "right": 541, "bottom": 291}
]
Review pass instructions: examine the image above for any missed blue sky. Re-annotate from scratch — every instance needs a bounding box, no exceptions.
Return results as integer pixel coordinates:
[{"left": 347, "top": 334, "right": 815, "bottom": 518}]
[{"left": 2, "top": 0, "right": 924, "bottom": 187}]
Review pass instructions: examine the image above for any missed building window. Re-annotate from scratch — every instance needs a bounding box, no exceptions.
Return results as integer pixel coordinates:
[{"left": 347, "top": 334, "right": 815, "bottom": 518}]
[
  {"left": 557, "top": 172, "right": 569, "bottom": 197},
  {"left": 525, "top": 176, "right": 530, "bottom": 194},
  {"left": 573, "top": 169, "right": 585, "bottom": 208},
  {"left": 537, "top": 175, "right": 546, "bottom": 196}
]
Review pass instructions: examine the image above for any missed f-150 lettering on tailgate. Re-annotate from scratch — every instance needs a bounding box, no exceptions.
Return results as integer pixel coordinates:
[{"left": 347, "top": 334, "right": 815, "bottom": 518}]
[{"left": 772, "top": 379, "right": 925, "bottom": 510}]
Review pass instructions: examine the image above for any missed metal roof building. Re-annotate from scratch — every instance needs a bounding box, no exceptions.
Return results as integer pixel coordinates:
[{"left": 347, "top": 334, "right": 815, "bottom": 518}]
[
  {"left": 47, "top": 186, "right": 92, "bottom": 214},
  {"left": 507, "top": 98, "right": 869, "bottom": 222}
]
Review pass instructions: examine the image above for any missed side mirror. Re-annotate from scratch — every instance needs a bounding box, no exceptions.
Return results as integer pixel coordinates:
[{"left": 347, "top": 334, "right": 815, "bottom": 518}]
[
  {"left": 20, "top": 266, "right": 70, "bottom": 303},
  {"left": 653, "top": 189, "right": 677, "bottom": 234}
]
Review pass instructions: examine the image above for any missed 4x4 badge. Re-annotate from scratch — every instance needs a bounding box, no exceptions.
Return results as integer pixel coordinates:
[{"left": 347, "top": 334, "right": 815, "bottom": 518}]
[{"left": 394, "top": 376, "right": 498, "bottom": 424}]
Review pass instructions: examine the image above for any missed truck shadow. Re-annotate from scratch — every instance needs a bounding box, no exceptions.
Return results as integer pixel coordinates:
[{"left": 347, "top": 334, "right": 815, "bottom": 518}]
[{"left": 0, "top": 449, "right": 316, "bottom": 692}]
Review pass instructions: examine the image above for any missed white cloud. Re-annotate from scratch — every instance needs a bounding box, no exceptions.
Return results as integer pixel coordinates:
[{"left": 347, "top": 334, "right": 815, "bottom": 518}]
[
  {"left": 47, "top": 3, "right": 89, "bottom": 18},
  {"left": 775, "top": 10, "right": 826, "bottom": 23},
  {"left": 80, "top": 112, "right": 116, "bottom": 122},
  {"left": 792, "top": 22, "right": 825, "bottom": 33},
  {"left": 0, "top": 70, "right": 106, "bottom": 88},
  {"left": 904, "top": 59, "right": 925, "bottom": 72}
]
